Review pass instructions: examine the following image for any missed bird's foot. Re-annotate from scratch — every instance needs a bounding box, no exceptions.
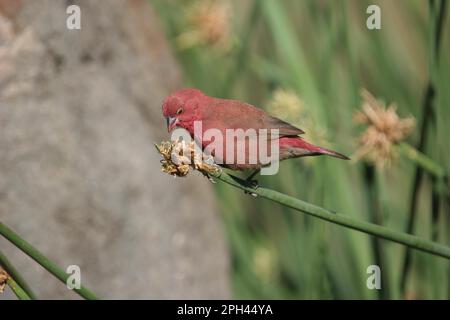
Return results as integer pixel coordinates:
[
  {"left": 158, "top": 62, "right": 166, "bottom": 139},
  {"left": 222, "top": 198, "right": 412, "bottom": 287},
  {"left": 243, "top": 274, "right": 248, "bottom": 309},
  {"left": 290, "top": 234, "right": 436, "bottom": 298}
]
[
  {"left": 244, "top": 178, "right": 259, "bottom": 197},
  {"left": 247, "top": 179, "right": 259, "bottom": 189}
]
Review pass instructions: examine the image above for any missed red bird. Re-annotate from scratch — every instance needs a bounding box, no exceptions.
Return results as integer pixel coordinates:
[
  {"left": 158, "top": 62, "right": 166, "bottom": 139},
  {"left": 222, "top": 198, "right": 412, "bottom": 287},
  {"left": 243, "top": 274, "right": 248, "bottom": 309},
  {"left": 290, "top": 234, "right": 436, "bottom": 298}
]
[{"left": 162, "top": 88, "right": 349, "bottom": 176}]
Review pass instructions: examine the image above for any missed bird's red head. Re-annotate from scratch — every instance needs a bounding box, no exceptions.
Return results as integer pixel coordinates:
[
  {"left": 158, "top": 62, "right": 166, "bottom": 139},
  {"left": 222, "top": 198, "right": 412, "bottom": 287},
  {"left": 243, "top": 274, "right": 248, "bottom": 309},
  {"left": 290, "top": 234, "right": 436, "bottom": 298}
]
[{"left": 162, "top": 88, "right": 204, "bottom": 132}]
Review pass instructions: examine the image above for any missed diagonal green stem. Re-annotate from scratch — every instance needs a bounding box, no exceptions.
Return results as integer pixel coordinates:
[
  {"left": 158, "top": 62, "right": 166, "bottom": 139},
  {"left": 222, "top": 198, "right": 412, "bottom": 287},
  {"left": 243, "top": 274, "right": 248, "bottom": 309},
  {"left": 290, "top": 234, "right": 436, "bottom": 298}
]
[
  {"left": 0, "top": 250, "right": 37, "bottom": 299},
  {"left": 397, "top": 142, "right": 446, "bottom": 179},
  {"left": 211, "top": 171, "right": 450, "bottom": 260},
  {"left": 6, "top": 275, "right": 32, "bottom": 300},
  {"left": 0, "top": 222, "right": 99, "bottom": 300}
]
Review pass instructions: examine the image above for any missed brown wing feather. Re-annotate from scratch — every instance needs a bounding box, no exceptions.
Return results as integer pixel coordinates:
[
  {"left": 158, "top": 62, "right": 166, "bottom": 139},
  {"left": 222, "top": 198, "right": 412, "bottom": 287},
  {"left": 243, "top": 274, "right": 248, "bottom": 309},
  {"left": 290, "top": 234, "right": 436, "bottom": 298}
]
[{"left": 263, "top": 115, "right": 305, "bottom": 136}]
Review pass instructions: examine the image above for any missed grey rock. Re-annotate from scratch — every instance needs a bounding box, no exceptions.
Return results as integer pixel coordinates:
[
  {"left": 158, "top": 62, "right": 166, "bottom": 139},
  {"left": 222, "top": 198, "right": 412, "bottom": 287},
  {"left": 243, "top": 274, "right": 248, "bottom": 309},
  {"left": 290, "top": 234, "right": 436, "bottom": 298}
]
[{"left": 0, "top": 0, "right": 229, "bottom": 299}]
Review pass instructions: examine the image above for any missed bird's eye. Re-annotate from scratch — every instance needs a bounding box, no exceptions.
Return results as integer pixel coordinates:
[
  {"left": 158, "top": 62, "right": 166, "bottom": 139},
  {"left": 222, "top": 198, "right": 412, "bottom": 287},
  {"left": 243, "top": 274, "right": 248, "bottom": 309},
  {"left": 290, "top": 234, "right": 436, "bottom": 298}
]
[{"left": 176, "top": 107, "right": 183, "bottom": 115}]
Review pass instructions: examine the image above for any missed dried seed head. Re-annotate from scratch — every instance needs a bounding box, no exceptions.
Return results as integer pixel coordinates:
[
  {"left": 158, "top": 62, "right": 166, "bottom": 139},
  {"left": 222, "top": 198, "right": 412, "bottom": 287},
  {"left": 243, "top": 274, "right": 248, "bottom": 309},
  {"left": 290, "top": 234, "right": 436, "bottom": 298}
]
[
  {"left": 177, "top": 0, "right": 232, "bottom": 51},
  {"left": 267, "top": 88, "right": 304, "bottom": 120},
  {"left": 0, "top": 268, "right": 9, "bottom": 293},
  {"left": 155, "top": 140, "right": 221, "bottom": 177},
  {"left": 267, "top": 88, "right": 329, "bottom": 148},
  {"left": 354, "top": 89, "right": 415, "bottom": 168}
]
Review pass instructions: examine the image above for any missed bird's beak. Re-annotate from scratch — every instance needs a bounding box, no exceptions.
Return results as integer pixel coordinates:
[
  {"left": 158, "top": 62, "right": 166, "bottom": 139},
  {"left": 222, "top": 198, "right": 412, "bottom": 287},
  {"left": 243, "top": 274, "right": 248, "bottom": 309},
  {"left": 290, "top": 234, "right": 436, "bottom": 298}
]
[{"left": 166, "top": 117, "right": 179, "bottom": 132}]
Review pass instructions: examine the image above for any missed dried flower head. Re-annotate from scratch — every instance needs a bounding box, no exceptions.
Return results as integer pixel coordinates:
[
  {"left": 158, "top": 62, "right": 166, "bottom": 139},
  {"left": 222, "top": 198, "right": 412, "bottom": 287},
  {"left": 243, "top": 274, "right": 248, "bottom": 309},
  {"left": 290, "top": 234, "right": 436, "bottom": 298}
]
[
  {"left": 267, "top": 88, "right": 329, "bottom": 148},
  {"left": 176, "top": 0, "right": 232, "bottom": 51},
  {"left": 0, "top": 268, "right": 9, "bottom": 293},
  {"left": 354, "top": 89, "right": 415, "bottom": 168},
  {"left": 267, "top": 88, "right": 304, "bottom": 120},
  {"left": 155, "top": 139, "right": 221, "bottom": 177}
]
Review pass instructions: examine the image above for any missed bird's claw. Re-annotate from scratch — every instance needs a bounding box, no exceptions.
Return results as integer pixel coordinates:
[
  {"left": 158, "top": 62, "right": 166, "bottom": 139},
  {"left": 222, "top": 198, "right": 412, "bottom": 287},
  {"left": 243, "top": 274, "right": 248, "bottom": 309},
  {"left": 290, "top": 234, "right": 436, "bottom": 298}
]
[
  {"left": 244, "top": 190, "right": 258, "bottom": 197},
  {"left": 248, "top": 179, "right": 259, "bottom": 189},
  {"left": 244, "top": 179, "right": 259, "bottom": 197}
]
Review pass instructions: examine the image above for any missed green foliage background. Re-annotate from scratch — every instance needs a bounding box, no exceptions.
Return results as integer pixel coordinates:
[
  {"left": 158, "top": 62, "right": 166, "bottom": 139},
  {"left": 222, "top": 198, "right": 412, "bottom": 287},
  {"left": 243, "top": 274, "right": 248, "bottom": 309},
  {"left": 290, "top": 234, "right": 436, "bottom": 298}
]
[{"left": 152, "top": 0, "right": 450, "bottom": 299}]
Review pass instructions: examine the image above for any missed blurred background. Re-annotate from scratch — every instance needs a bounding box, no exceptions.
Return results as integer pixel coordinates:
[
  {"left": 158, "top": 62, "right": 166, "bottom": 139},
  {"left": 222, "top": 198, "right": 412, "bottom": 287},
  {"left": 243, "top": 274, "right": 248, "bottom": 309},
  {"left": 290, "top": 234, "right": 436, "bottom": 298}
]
[{"left": 1, "top": 0, "right": 449, "bottom": 299}]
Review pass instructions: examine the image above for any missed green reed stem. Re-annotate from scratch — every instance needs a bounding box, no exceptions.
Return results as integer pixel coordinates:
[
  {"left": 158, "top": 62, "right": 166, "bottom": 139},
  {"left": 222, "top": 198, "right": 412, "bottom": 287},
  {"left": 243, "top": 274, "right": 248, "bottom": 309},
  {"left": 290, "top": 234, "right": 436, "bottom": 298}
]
[
  {"left": 400, "top": 0, "right": 447, "bottom": 295},
  {"left": 364, "top": 165, "right": 390, "bottom": 299},
  {"left": 0, "top": 250, "right": 37, "bottom": 299},
  {"left": 6, "top": 276, "right": 32, "bottom": 300},
  {"left": 0, "top": 222, "right": 99, "bottom": 300},
  {"left": 220, "top": 0, "right": 261, "bottom": 97},
  {"left": 398, "top": 142, "right": 446, "bottom": 179},
  {"left": 212, "top": 171, "right": 450, "bottom": 260}
]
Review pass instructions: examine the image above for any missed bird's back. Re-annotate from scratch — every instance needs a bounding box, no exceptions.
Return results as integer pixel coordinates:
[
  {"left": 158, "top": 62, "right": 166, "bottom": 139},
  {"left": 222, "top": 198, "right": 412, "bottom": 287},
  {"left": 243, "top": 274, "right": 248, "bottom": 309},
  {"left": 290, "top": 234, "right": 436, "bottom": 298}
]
[{"left": 199, "top": 96, "right": 304, "bottom": 137}]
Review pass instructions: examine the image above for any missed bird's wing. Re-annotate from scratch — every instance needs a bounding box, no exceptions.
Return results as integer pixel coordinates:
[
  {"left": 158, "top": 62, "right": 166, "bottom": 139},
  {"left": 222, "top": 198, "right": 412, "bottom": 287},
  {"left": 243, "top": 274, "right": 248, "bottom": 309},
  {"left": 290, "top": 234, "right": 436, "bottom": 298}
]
[
  {"left": 202, "top": 99, "right": 305, "bottom": 137},
  {"left": 263, "top": 114, "right": 305, "bottom": 136}
]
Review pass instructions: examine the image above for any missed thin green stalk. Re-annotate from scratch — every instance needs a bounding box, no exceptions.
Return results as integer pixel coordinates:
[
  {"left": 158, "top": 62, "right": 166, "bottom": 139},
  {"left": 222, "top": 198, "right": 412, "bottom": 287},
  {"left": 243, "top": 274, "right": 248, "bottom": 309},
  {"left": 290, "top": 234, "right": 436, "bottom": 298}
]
[
  {"left": 0, "top": 222, "right": 99, "bottom": 300},
  {"left": 400, "top": 0, "right": 447, "bottom": 295},
  {"left": 211, "top": 171, "right": 450, "bottom": 260},
  {"left": 364, "top": 165, "right": 390, "bottom": 299},
  {"left": 6, "top": 276, "right": 32, "bottom": 300},
  {"left": 262, "top": 0, "right": 323, "bottom": 117},
  {"left": 0, "top": 250, "right": 37, "bottom": 299},
  {"left": 430, "top": 175, "right": 441, "bottom": 241},
  {"left": 220, "top": 0, "right": 261, "bottom": 97},
  {"left": 397, "top": 142, "right": 446, "bottom": 179},
  {"left": 447, "top": 194, "right": 450, "bottom": 298}
]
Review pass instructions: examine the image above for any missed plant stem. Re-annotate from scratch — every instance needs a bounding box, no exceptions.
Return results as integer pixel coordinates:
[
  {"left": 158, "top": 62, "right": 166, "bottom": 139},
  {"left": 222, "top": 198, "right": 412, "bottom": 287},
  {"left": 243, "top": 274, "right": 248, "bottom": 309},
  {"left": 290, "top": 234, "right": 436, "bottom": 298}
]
[
  {"left": 6, "top": 275, "right": 32, "bottom": 300},
  {"left": 220, "top": 0, "right": 261, "bottom": 97},
  {"left": 0, "top": 250, "right": 37, "bottom": 299},
  {"left": 397, "top": 142, "right": 446, "bottom": 179},
  {"left": 430, "top": 175, "right": 441, "bottom": 242},
  {"left": 0, "top": 222, "right": 99, "bottom": 300},
  {"left": 364, "top": 165, "right": 389, "bottom": 299},
  {"left": 400, "top": 0, "right": 447, "bottom": 294},
  {"left": 211, "top": 171, "right": 450, "bottom": 260}
]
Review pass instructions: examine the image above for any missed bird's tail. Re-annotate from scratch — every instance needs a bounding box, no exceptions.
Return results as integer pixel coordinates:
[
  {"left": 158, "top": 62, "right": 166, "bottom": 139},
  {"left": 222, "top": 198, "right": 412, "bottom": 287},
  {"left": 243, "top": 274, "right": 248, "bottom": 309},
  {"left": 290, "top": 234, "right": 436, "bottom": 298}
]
[{"left": 285, "top": 137, "right": 350, "bottom": 160}]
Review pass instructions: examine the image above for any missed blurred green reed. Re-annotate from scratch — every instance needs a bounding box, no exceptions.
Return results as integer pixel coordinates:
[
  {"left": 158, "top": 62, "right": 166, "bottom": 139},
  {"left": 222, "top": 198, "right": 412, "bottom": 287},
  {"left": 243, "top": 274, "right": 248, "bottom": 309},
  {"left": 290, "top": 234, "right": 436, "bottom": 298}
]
[
  {"left": 0, "top": 250, "right": 36, "bottom": 299},
  {"left": 0, "top": 222, "right": 99, "bottom": 300},
  {"left": 152, "top": 0, "right": 450, "bottom": 299}
]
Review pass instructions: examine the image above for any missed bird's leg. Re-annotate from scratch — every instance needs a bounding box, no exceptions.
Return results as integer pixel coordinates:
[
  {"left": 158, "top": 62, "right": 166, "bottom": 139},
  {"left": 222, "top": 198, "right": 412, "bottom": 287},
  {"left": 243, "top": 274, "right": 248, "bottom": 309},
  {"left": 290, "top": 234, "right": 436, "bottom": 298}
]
[
  {"left": 245, "top": 169, "right": 260, "bottom": 186},
  {"left": 244, "top": 169, "right": 260, "bottom": 195}
]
